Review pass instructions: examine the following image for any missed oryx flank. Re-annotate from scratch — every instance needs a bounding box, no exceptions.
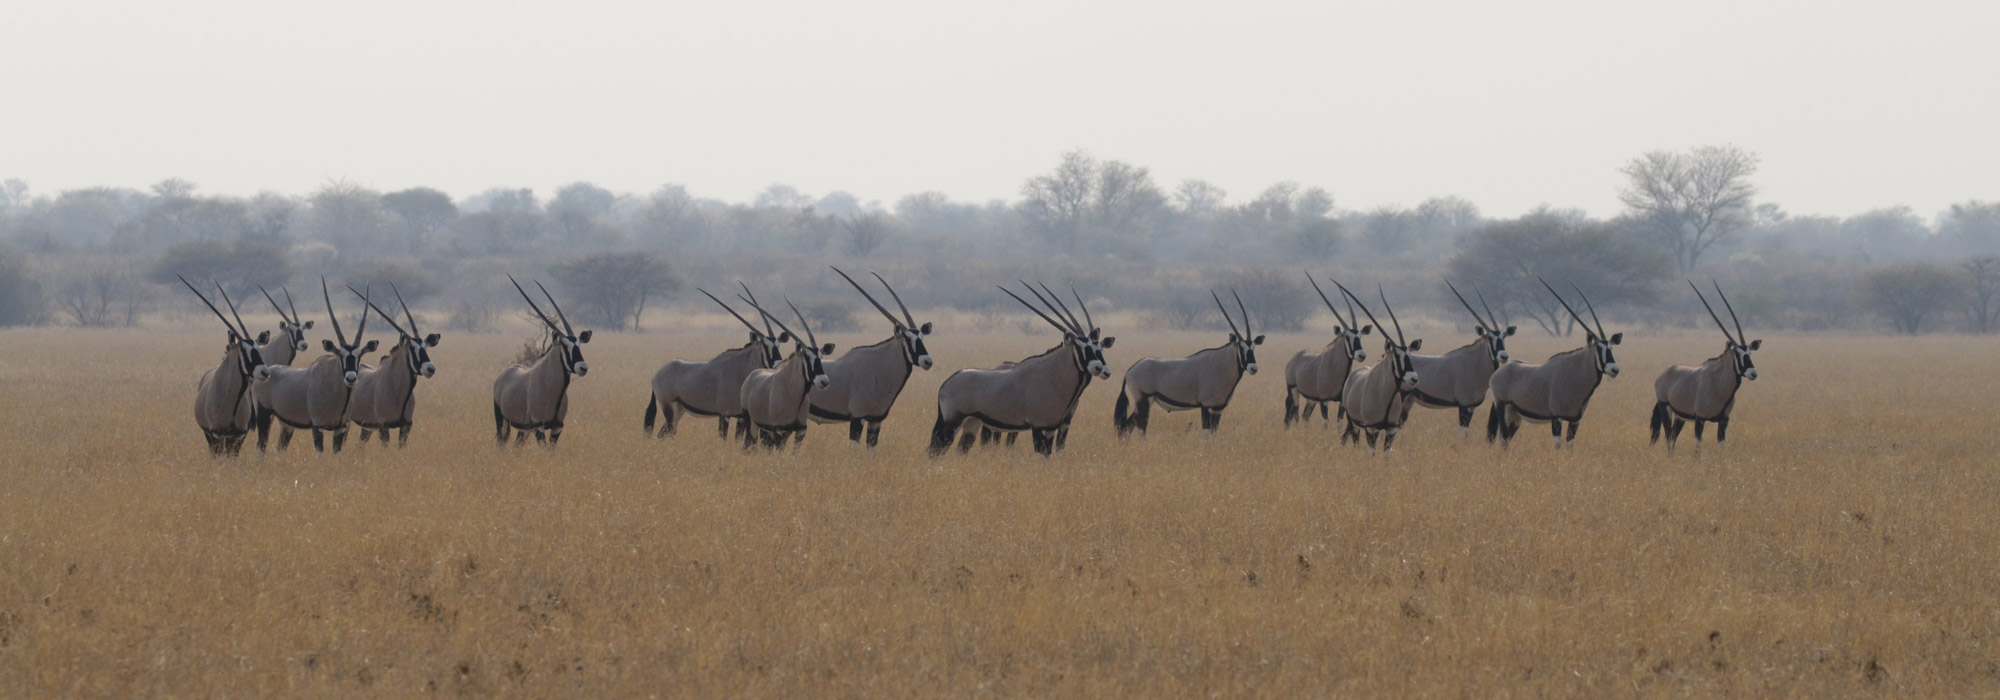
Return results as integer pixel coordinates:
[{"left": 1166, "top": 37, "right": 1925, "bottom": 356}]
[
  {"left": 1405, "top": 280, "right": 1515, "bottom": 438},
  {"left": 1115, "top": 289, "right": 1263, "bottom": 436},
  {"left": 258, "top": 278, "right": 375, "bottom": 453},
  {"left": 493, "top": 277, "right": 592, "bottom": 446},
  {"left": 181, "top": 276, "right": 272, "bottom": 456},
  {"left": 644, "top": 284, "right": 788, "bottom": 440},
  {"left": 1284, "top": 273, "right": 1372, "bottom": 428},
  {"left": 807, "top": 268, "right": 934, "bottom": 447},
  {"left": 251, "top": 285, "right": 314, "bottom": 451},
  {"left": 1335, "top": 282, "right": 1423, "bottom": 453},
  {"left": 736, "top": 296, "right": 834, "bottom": 449},
  {"left": 1487, "top": 279, "right": 1623, "bottom": 450},
  {"left": 931, "top": 282, "right": 1113, "bottom": 457},
  {"left": 1652, "top": 281, "right": 1761, "bottom": 452},
  {"left": 346, "top": 283, "right": 441, "bottom": 448}
]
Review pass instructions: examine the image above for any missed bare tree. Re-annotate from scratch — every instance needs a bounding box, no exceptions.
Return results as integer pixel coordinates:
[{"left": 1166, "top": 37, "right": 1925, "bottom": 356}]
[
  {"left": 1173, "top": 180, "right": 1227, "bottom": 216},
  {"left": 1862, "top": 262, "right": 1967, "bottom": 335},
  {"left": 56, "top": 264, "right": 146, "bottom": 327},
  {"left": 1018, "top": 150, "right": 1096, "bottom": 253},
  {"left": 548, "top": 252, "right": 680, "bottom": 332},
  {"left": 1964, "top": 256, "right": 2000, "bottom": 334},
  {"left": 1618, "top": 145, "right": 1760, "bottom": 273},
  {"left": 841, "top": 211, "right": 896, "bottom": 257},
  {"left": 305, "top": 180, "right": 387, "bottom": 249},
  {"left": 381, "top": 187, "right": 457, "bottom": 253}
]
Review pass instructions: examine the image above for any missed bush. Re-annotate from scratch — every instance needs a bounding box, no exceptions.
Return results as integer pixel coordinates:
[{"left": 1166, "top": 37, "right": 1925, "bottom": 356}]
[
  {"left": 547, "top": 252, "right": 680, "bottom": 332},
  {"left": 147, "top": 240, "right": 292, "bottom": 298},
  {"left": 0, "top": 245, "right": 44, "bottom": 326},
  {"left": 1862, "top": 262, "right": 1967, "bottom": 334}
]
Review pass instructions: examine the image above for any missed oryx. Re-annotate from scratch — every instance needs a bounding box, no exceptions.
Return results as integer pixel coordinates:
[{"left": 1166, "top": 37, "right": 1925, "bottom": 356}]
[
  {"left": 180, "top": 276, "right": 272, "bottom": 456},
  {"left": 806, "top": 267, "right": 934, "bottom": 447},
  {"left": 1404, "top": 280, "right": 1515, "bottom": 438},
  {"left": 1115, "top": 289, "right": 1263, "bottom": 436},
  {"left": 930, "top": 282, "right": 1114, "bottom": 457},
  {"left": 493, "top": 277, "right": 592, "bottom": 447},
  {"left": 1487, "top": 279, "right": 1623, "bottom": 450},
  {"left": 1334, "top": 282, "right": 1423, "bottom": 453},
  {"left": 1284, "top": 273, "right": 1372, "bottom": 428},
  {"left": 346, "top": 283, "right": 441, "bottom": 448},
  {"left": 1651, "top": 281, "right": 1761, "bottom": 452},
  {"left": 736, "top": 296, "right": 834, "bottom": 449},
  {"left": 257, "top": 278, "right": 376, "bottom": 453},
  {"left": 643, "top": 284, "right": 788, "bottom": 441},
  {"left": 250, "top": 285, "right": 314, "bottom": 451}
]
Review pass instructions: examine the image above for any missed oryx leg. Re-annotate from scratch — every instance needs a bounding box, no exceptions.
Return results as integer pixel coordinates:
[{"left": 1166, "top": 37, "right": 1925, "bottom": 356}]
[
  {"left": 1363, "top": 428, "right": 1379, "bottom": 452},
  {"left": 793, "top": 427, "right": 807, "bottom": 448},
  {"left": 849, "top": 419, "right": 864, "bottom": 444},
  {"left": 977, "top": 427, "right": 994, "bottom": 445},
  {"left": 225, "top": 434, "right": 247, "bottom": 456},
  {"left": 204, "top": 432, "right": 221, "bottom": 456},
  {"left": 1133, "top": 397, "right": 1152, "bottom": 435},
  {"left": 1382, "top": 426, "right": 1400, "bottom": 452},
  {"left": 1550, "top": 420, "right": 1563, "bottom": 450},
  {"left": 1319, "top": 401, "right": 1329, "bottom": 425},
  {"left": 1200, "top": 407, "right": 1221, "bottom": 434},
  {"left": 743, "top": 422, "right": 758, "bottom": 450},
  {"left": 331, "top": 426, "right": 348, "bottom": 454},
  {"left": 866, "top": 422, "right": 882, "bottom": 449},
  {"left": 1692, "top": 420, "right": 1705, "bottom": 449},
  {"left": 957, "top": 428, "right": 978, "bottom": 454},
  {"left": 513, "top": 430, "right": 528, "bottom": 447},
  {"left": 278, "top": 426, "right": 295, "bottom": 451},
  {"left": 1031, "top": 429, "right": 1055, "bottom": 456},
  {"left": 1714, "top": 419, "right": 1728, "bottom": 449},
  {"left": 1005, "top": 433, "right": 1018, "bottom": 447},
  {"left": 717, "top": 416, "right": 729, "bottom": 440},
  {"left": 396, "top": 426, "right": 410, "bottom": 448},
  {"left": 312, "top": 429, "right": 325, "bottom": 454},
  {"left": 735, "top": 418, "right": 752, "bottom": 442},
  {"left": 533, "top": 429, "right": 546, "bottom": 445},
  {"left": 1457, "top": 406, "right": 1475, "bottom": 441},
  {"left": 1055, "top": 426, "right": 1070, "bottom": 452},
  {"left": 1564, "top": 420, "right": 1580, "bottom": 447},
  {"left": 255, "top": 411, "right": 272, "bottom": 452},
  {"left": 494, "top": 404, "right": 509, "bottom": 446},
  {"left": 1284, "top": 388, "right": 1298, "bottom": 427}
]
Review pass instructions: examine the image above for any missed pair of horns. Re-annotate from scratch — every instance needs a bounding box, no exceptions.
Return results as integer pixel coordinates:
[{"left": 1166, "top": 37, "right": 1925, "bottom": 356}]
[
  {"left": 1212, "top": 288, "right": 1251, "bottom": 338},
  {"left": 322, "top": 277, "right": 370, "bottom": 347},
  {"left": 699, "top": 281, "right": 781, "bottom": 340},
  {"left": 1000, "top": 281, "right": 1094, "bottom": 337},
  {"left": 346, "top": 282, "right": 422, "bottom": 338},
  {"left": 1444, "top": 278, "right": 1502, "bottom": 331},
  {"left": 260, "top": 286, "right": 302, "bottom": 327},
  {"left": 1328, "top": 279, "right": 1404, "bottom": 347},
  {"left": 1537, "top": 277, "right": 1607, "bottom": 339},
  {"left": 509, "top": 275, "right": 574, "bottom": 337},
  {"left": 1689, "top": 280, "right": 1746, "bottom": 345},
  {"left": 179, "top": 275, "right": 250, "bottom": 338},
  {"left": 1312, "top": 270, "right": 1360, "bottom": 330},
  {"left": 831, "top": 267, "right": 916, "bottom": 329},
  {"left": 737, "top": 292, "right": 817, "bottom": 349}
]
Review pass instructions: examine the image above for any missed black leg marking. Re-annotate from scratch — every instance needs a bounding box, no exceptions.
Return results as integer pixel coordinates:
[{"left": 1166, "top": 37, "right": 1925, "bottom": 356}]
[
  {"left": 849, "top": 419, "right": 864, "bottom": 444},
  {"left": 312, "top": 429, "right": 325, "bottom": 453},
  {"left": 866, "top": 422, "right": 881, "bottom": 448},
  {"left": 278, "top": 427, "right": 294, "bottom": 451},
  {"left": 1715, "top": 418, "right": 1728, "bottom": 446},
  {"left": 1693, "top": 420, "right": 1706, "bottom": 444},
  {"left": 1133, "top": 397, "right": 1152, "bottom": 435},
  {"left": 331, "top": 428, "right": 347, "bottom": 454},
  {"left": 1458, "top": 406, "right": 1474, "bottom": 429},
  {"left": 397, "top": 426, "right": 410, "bottom": 448},
  {"left": 1565, "top": 421, "right": 1580, "bottom": 445}
]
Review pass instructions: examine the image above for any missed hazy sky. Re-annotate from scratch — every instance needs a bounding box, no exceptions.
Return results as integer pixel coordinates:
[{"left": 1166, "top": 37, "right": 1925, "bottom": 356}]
[{"left": 3, "top": 0, "right": 1994, "bottom": 218}]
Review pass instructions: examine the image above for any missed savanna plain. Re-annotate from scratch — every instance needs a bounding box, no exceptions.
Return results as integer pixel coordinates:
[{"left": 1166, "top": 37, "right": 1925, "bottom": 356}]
[{"left": 3, "top": 321, "right": 1999, "bottom": 698}]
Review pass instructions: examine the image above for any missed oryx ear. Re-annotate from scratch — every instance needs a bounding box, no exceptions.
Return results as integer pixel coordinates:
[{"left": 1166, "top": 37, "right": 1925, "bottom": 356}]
[
  {"left": 1504, "top": 325, "right": 1517, "bottom": 336},
  {"left": 821, "top": 343, "right": 836, "bottom": 356},
  {"left": 362, "top": 339, "right": 380, "bottom": 353},
  {"left": 919, "top": 321, "right": 933, "bottom": 335},
  {"left": 1229, "top": 332, "right": 1240, "bottom": 342},
  {"left": 576, "top": 330, "right": 592, "bottom": 343},
  {"left": 1609, "top": 332, "right": 1623, "bottom": 345},
  {"left": 1408, "top": 339, "right": 1423, "bottom": 352},
  {"left": 425, "top": 333, "right": 440, "bottom": 347},
  {"left": 779, "top": 331, "right": 792, "bottom": 342},
  {"left": 1252, "top": 334, "right": 1265, "bottom": 345},
  {"left": 1361, "top": 325, "right": 1373, "bottom": 335},
  {"left": 1089, "top": 328, "right": 1101, "bottom": 340},
  {"left": 1475, "top": 325, "right": 1487, "bottom": 335},
  {"left": 322, "top": 339, "right": 337, "bottom": 352},
  {"left": 750, "top": 331, "right": 761, "bottom": 343},
  {"left": 257, "top": 330, "right": 272, "bottom": 344},
  {"left": 1100, "top": 336, "right": 1115, "bottom": 348},
  {"left": 1748, "top": 338, "right": 1761, "bottom": 350},
  {"left": 302, "top": 320, "right": 315, "bottom": 329}
]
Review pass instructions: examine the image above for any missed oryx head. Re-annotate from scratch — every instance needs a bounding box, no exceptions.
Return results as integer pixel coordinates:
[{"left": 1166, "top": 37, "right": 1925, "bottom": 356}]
[
  {"left": 259, "top": 285, "right": 313, "bottom": 352},
  {"left": 1308, "top": 272, "right": 1373, "bottom": 363},
  {"left": 320, "top": 278, "right": 378, "bottom": 387},
  {"left": 182, "top": 276, "right": 272, "bottom": 382},
  {"left": 832, "top": 267, "right": 934, "bottom": 370},
  {"left": 350, "top": 283, "right": 440, "bottom": 379},
  {"left": 1542, "top": 278, "right": 1622, "bottom": 378},
  {"left": 1213, "top": 288, "right": 1265, "bottom": 375},
  {"left": 743, "top": 295, "right": 836, "bottom": 391},
  {"left": 1692, "top": 280, "right": 1761, "bottom": 381},
  {"left": 1003, "top": 281, "right": 1116, "bottom": 380},
  {"left": 1334, "top": 280, "right": 1422, "bottom": 390},
  {"left": 511, "top": 276, "right": 593, "bottom": 377},
  {"left": 1447, "top": 279, "right": 1516, "bottom": 366}
]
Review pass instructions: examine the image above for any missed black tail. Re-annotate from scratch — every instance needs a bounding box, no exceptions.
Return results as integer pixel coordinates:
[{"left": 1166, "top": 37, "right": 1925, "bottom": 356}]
[
  {"left": 1283, "top": 387, "right": 1298, "bottom": 427},
  {"left": 1650, "top": 402, "right": 1668, "bottom": 445},
  {"left": 1486, "top": 402, "right": 1503, "bottom": 444},
  {"left": 929, "top": 408, "right": 962, "bottom": 458},
  {"left": 493, "top": 403, "right": 507, "bottom": 445},
  {"left": 1113, "top": 384, "right": 1132, "bottom": 437},
  {"left": 644, "top": 395, "right": 658, "bottom": 436}
]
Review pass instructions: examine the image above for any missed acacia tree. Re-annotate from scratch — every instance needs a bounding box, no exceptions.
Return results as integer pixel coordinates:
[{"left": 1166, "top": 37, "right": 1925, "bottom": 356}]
[
  {"left": 1963, "top": 256, "right": 1999, "bottom": 333},
  {"left": 56, "top": 264, "right": 147, "bottom": 327},
  {"left": 1618, "top": 145, "right": 1759, "bottom": 273},
  {"left": 381, "top": 187, "right": 457, "bottom": 253},
  {"left": 548, "top": 252, "right": 679, "bottom": 331},
  {"left": 1446, "top": 208, "right": 1671, "bottom": 335},
  {"left": 1862, "top": 262, "right": 1966, "bottom": 334},
  {"left": 1018, "top": 150, "right": 1165, "bottom": 254},
  {"left": 841, "top": 211, "right": 896, "bottom": 257}
]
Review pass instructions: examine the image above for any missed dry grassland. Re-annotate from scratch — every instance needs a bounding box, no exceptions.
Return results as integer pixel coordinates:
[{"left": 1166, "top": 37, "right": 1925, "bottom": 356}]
[{"left": 3, "top": 322, "right": 1999, "bottom": 698}]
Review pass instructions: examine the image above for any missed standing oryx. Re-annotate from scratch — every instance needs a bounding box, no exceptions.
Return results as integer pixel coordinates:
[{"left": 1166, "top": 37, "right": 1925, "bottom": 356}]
[
  {"left": 1404, "top": 280, "right": 1516, "bottom": 438},
  {"left": 1487, "top": 279, "right": 1623, "bottom": 450},
  {"left": 181, "top": 276, "right": 273, "bottom": 456},
  {"left": 251, "top": 286, "right": 314, "bottom": 452},
  {"left": 807, "top": 267, "right": 934, "bottom": 447},
  {"left": 493, "top": 277, "right": 592, "bottom": 447},
  {"left": 736, "top": 296, "right": 834, "bottom": 449},
  {"left": 1334, "top": 283, "right": 1423, "bottom": 453},
  {"left": 346, "top": 283, "right": 441, "bottom": 448},
  {"left": 1285, "top": 273, "right": 1372, "bottom": 428},
  {"left": 643, "top": 285, "right": 788, "bottom": 441},
  {"left": 257, "top": 278, "right": 376, "bottom": 453},
  {"left": 930, "top": 282, "right": 1114, "bottom": 457},
  {"left": 1115, "top": 289, "right": 1263, "bottom": 436},
  {"left": 1652, "top": 281, "right": 1761, "bottom": 452}
]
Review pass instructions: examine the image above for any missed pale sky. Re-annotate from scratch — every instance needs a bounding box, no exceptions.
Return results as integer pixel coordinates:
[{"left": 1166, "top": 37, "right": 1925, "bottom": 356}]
[{"left": 3, "top": 0, "right": 1994, "bottom": 219}]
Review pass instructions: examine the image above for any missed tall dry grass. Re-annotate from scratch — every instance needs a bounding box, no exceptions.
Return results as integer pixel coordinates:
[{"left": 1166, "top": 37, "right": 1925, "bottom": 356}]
[{"left": 2, "top": 324, "right": 1998, "bottom": 697}]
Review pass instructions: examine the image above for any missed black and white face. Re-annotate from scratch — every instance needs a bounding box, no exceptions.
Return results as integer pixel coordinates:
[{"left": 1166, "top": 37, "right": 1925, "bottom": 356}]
[
  {"left": 557, "top": 329, "right": 592, "bottom": 376},
  {"left": 755, "top": 331, "right": 788, "bottom": 367},
  {"left": 1342, "top": 325, "right": 1373, "bottom": 363},
  {"left": 404, "top": 333, "right": 440, "bottom": 378},
  {"left": 1589, "top": 332, "right": 1624, "bottom": 377},
  {"left": 902, "top": 322, "right": 935, "bottom": 370},
  {"left": 235, "top": 331, "right": 273, "bottom": 381},
  {"left": 1230, "top": 332, "right": 1266, "bottom": 374},
  {"left": 1479, "top": 325, "right": 1517, "bottom": 365},
  {"left": 799, "top": 341, "right": 835, "bottom": 390},
  {"left": 1072, "top": 329, "right": 1116, "bottom": 379},
  {"left": 323, "top": 337, "right": 381, "bottom": 387},
  {"left": 280, "top": 319, "right": 313, "bottom": 352},
  {"left": 1386, "top": 338, "right": 1422, "bottom": 388},
  {"left": 1732, "top": 339, "right": 1761, "bottom": 380}
]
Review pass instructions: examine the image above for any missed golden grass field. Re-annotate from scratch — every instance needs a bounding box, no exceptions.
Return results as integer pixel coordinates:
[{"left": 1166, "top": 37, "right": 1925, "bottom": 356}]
[{"left": 3, "top": 320, "right": 1999, "bottom": 697}]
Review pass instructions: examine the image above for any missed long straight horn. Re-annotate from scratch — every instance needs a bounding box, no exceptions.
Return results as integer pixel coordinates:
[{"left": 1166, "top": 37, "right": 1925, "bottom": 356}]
[
  {"left": 217, "top": 283, "right": 250, "bottom": 338},
  {"left": 699, "top": 288, "right": 765, "bottom": 335},
  {"left": 1689, "top": 281, "right": 1736, "bottom": 344},
  {"left": 1232, "top": 288, "right": 1251, "bottom": 337},
  {"left": 998, "top": 285, "right": 1073, "bottom": 335},
  {"left": 1212, "top": 290, "right": 1241, "bottom": 337},
  {"left": 1714, "top": 280, "right": 1746, "bottom": 342},
  {"left": 832, "top": 267, "right": 902, "bottom": 328},
  {"left": 1445, "top": 278, "right": 1488, "bottom": 329},
  {"left": 178, "top": 275, "right": 239, "bottom": 334},
  {"left": 508, "top": 275, "right": 561, "bottom": 333},
  {"left": 390, "top": 282, "right": 419, "bottom": 336},
  {"left": 736, "top": 293, "right": 798, "bottom": 342},
  {"left": 785, "top": 297, "right": 817, "bottom": 347},
  {"left": 871, "top": 271, "right": 917, "bottom": 328},
  {"left": 1306, "top": 272, "right": 1351, "bottom": 328},
  {"left": 533, "top": 280, "right": 574, "bottom": 335},
  {"left": 347, "top": 284, "right": 409, "bottom": 337},
  {"left": 322, "top": 276, "right": 348, "bottom": 346},
  {"left": 1072, "top": 285, "right": 1096, "bottom": 333},
  {"left": 260, "top": 286, "right": 293, "bottom": 326},
  {"left": 1567, "top": 281, "right": 1607, "bottom": 338},
  {"left": 1473, "top": 286, "right": 1500, "bottom": 330},
  {"left": 1032, "top": 281, "right": 1083, "bottom": 334},
  {"left": 1377, "top": 284, "right": 1406, "bottom": 345},
  {"left": 1536, "top": 277, "right": 1591, "bottom": 335},
  {"left": 283, "top": 287, "right": 301, "bottom": 327},
  {"left": 739, "top": 281, "right": 777, "bottom": 338},
  {"left": 352, "top": 286, "right": 372, "bottom": 344},
  {"left": 1331, "top": 279, "right": 1385, "bottom": 337},
  {"left": 1020, "top": 282, "right": 1079, "bottom": 334}
]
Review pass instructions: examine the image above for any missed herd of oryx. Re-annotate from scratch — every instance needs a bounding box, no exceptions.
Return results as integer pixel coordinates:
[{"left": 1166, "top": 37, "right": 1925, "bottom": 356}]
[{"left": 180, "top": 268, "right": 1763, "bottom": 458}]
